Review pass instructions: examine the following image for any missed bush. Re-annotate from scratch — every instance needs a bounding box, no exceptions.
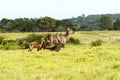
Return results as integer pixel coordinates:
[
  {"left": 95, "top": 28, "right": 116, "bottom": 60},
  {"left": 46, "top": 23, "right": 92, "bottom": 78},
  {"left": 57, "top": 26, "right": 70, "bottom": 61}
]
[
  {"left": 16, "top": 38, "right": 29, "bottom": 49},
  {"left": 68, "top": 37, "right": 80, "bottom": 45},
  {"left": 16, "top": 38, "right": 26, "bottom": 45},
  {"left": 16, "top": 34, "right": 46, "bottom": 49},
  {"left": 0, "top": 36, "right": 5, "bottom": 44},
  {"left": 91, "top": 39, "right": 103, "bottom": 46},
  {"left": 0, "top": 39, "right": 18, "bottom": 50},
  {"left": 113, "top": 39, "right": 120, "bottom": 44},
  {"left": 26, "top": 34, "right": 46, "bottom": 42},
  {"left": 12, "top": 30, "right": 20, "bottom": 33},
  {"left": 0, "top": 29, "right": 6, "bottom": 33}
]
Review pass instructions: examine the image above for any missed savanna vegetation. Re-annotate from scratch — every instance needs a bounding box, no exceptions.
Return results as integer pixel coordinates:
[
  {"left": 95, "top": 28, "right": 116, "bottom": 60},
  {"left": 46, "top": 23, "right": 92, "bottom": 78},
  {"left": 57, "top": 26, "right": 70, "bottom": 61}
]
[
  {"left": 0, "top": 13, "right": 120, "bottom": 80},
  {"left": 0, "top": 31, "right": 120, "bottom": 80}
]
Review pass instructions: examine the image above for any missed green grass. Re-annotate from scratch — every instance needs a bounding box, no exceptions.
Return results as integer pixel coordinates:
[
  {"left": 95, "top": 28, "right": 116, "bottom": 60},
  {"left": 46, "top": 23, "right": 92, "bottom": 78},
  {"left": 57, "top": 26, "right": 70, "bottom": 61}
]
[{"left": 0, "top": 31, "right": 120, "bottom": 80}]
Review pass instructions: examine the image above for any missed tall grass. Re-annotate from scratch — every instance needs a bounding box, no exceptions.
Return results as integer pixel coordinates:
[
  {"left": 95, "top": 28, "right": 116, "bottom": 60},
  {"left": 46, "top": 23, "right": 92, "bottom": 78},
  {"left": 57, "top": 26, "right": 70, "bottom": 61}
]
[{"left": 0, "top": 31, "right": 120, "bottom": 80}]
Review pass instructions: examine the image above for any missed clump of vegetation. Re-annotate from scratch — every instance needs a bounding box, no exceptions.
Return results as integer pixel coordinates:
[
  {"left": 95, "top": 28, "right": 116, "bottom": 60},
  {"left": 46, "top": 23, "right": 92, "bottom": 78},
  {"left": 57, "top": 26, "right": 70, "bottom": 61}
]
[
  {"left": 16, "top": 34, "right": 46, "bottom": 49},
  {"left": 12, "top": 30, "right": 20, "bottom": 33},
  {"left": 16, "top": 38, "right": 29, "bottom": 49},
  {"left": 26, "top": 34, "right": 46, "bottom": 42},
  {"left": 0, "top": 29, "right": 6, "bottom": 33},
  {"left": 0, "top": 36, "right": 5, "bottom": 44},
  {"left": 67, "top": 37, "right": 80, "bottom": 45},
  {"left": 0, "top": 39, "right": 18, "bottom": 50},
  {"left": 0, "top": 34, "right": 47, "bottom": 50},
  {"left": 91, "top": 39, "right": 103, "bottom": 46},
  {"left": 113, "top": 39, "right": 120, "bottom": 44}
]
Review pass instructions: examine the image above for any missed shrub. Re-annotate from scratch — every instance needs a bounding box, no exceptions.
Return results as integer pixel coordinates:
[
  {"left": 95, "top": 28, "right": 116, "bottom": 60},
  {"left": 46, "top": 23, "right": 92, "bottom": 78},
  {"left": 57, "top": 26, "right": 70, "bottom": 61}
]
[
  {"left": 68, "top": 37, "right": 80, "bottom": 45},
  {"left": 16, "top": 38, "right": 27, "bottom": 45},
  {"left": 26, "top": 34, "right": 46, "bottom": 42},
  {"left": 12, "top": 30, "right": 20, "bottom": 33},
  {"left": 113, "top": 39, "right": 120, "bottom": 44},
  {"left": 16, "top": 38, "right": 29, "bottom": 49},
  {"left": 0, "top": 29, "right": 6, "bottom": 33},
  {"left": 91, "top": 39, "right": 103, "bottom": 46},
  {"left": 0, "top": 36, "right": 5, "bottom": 44},
  {"left": 0, "top": 39, "right": 17, "bottom": 50},
  {"left": 23, "top": 41, "right": 29, "bottom": 49},
  {"left": 16, "top": 34, "right": 46, "bottom": 49}
]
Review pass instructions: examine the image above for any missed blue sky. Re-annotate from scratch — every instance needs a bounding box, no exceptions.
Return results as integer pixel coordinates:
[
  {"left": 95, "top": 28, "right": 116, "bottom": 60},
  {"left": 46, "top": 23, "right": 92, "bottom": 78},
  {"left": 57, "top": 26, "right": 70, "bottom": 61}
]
[{"left": 0, "top": 0, "right": 120, "bottom": 19}]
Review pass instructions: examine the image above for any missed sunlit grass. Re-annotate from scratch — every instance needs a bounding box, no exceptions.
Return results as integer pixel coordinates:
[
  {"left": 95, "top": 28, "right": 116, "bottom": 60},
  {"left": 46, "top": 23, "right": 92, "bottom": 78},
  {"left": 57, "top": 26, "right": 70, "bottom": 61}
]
[{"left": 0, "top": 31, "right": 120, "bottom": 80}]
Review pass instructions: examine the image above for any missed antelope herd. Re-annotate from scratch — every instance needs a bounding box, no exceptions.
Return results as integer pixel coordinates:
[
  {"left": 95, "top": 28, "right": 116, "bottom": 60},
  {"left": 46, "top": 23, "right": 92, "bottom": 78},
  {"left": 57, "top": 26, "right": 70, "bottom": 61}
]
[{"left": 28, "top": 28, "right": 74, "bottom": 52}]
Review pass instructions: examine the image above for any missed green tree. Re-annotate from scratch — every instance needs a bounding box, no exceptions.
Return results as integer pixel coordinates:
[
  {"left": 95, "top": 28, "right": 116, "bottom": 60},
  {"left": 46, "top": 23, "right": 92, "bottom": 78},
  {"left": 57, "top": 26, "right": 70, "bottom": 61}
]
[
  {"left": 80, "top": 24, "right": 89, "bottom": 30},
  {"left": 99, "top": 16, "right": 113, "bottom": 30},
  {"left": 15, "top": 18, "right": 25, "bottom": 31},
  {"left": 30, "top": 18, "right": 38, "bottom": 32},
  {"left": 113, "top": 19, "right": 120, "bottom": 30},
  {"left": 38, "top": 16, "right": 56, "bottom": 32},
  {"left": 0, "top": 18, "right": 15, "bottom": 31},
  {"left": 56, "top": 19, "right": 75, "bottom": 30}
]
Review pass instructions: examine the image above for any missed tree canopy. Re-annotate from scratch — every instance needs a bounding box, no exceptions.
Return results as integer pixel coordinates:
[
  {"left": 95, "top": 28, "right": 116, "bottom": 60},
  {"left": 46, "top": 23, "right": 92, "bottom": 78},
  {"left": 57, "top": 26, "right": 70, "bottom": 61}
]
[
  {"left": 99, "top": 16, "right": 113, "bottom": 30},
  {"left": 1, "top": 13, "right": 120, "bottom": 32}
]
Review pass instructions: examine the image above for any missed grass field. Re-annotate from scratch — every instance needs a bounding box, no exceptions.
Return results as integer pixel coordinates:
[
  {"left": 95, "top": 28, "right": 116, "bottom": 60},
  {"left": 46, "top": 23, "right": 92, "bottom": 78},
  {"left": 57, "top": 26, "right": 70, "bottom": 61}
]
[{"left": 0, "top": 31, "right": 120, "bottom": 80}]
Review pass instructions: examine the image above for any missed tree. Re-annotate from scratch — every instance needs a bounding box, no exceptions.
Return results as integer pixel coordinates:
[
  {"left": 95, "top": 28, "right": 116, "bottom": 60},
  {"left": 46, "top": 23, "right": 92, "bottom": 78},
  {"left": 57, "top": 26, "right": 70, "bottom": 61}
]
[
  {"left": 99, "top": 16, "right": 113, "bottom": 30},
  {"left": 0, "top": 18, "right": 15, "bottom": 31},
  {"left": 30, "top": 18, "right": 39, "bottom": 32},
  {"left": 80, "top": 24, "right": 89, "bottom": 30},
  {"left": 113, "top": 19, "right": 120, "bottom": 30},
  {"left": 15, "top": 18, "right": 25, "bottom": 31},
  {"left": 38, "top": 16, "right": 56, "bottom": 32}
]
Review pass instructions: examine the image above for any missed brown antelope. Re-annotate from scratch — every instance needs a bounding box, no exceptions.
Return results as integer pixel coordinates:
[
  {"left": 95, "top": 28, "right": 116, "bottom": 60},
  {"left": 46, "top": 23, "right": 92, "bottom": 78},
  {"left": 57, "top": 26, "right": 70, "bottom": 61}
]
[
  {"left": 45, "top": 28, "right": 74, "bottom": 47},
  {"left": 28, "top": 40, "right": 44, "bottom": 52},
  {"left": 28, "top": 38, "right": 51, "bottom": 52}
]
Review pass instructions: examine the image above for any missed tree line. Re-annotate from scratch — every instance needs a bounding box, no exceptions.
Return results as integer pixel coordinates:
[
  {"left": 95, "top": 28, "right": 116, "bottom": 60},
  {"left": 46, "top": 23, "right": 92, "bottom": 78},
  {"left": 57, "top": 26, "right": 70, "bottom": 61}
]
[
  {"left": 0, "top": 17, "right": 75, "bottom": 32},
  {"left": 1, "top": 14, "right": 120, "bottom": 32}
]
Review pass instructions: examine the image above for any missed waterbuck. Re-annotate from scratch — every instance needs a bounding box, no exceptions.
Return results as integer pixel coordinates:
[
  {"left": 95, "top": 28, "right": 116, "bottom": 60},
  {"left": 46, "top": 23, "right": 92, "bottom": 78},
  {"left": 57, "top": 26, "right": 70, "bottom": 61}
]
[
  {"left": 45, "top": 28, "right": 74, "bottom": 47},
  {"left": 28, "top": 40, "right": 44, "bottom": 52}
]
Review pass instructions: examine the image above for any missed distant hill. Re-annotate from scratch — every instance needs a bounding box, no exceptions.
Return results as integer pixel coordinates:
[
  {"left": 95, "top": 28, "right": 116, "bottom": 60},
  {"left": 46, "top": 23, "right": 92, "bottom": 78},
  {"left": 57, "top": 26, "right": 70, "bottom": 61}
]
[{"left": 69, "top": 13, "right": 120, "bottom": 29}]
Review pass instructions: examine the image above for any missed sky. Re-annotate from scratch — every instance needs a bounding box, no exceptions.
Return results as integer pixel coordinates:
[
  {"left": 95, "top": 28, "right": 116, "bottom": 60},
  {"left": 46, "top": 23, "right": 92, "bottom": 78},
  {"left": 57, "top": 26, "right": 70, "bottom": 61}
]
[{"left": 0, "top": 0, "right": 120, "bottom": 20}]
